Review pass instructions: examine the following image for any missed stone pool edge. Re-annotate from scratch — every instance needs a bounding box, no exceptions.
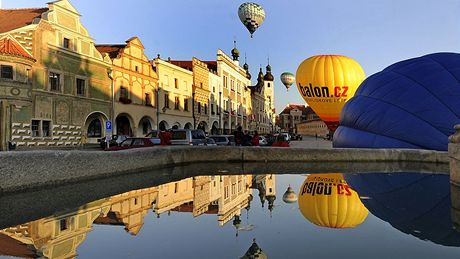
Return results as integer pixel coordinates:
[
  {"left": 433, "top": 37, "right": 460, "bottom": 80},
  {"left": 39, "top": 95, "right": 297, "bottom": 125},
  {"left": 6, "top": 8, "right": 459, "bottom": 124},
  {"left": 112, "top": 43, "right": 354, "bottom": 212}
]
[{"left": 0, "top": 146, "right": 448, "bottom": 194}]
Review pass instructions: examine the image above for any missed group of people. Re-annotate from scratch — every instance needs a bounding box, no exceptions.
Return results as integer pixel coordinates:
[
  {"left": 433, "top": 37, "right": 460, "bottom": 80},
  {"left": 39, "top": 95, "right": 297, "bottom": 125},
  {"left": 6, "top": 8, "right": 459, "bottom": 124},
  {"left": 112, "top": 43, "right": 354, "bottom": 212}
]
[{"left": 234, "top": 126, "right": 260, "bottom": 146}]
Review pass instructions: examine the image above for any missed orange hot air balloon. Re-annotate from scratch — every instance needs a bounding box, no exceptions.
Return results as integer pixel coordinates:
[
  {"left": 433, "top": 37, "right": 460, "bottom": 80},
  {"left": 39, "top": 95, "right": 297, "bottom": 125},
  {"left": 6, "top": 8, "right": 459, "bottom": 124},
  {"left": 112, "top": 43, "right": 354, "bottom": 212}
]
[
  {"left": 296, "top": 55, "right": 365, "bottom": 131},
  {"left": 298, "top": 173, "right": 368, "bottom": 228}
]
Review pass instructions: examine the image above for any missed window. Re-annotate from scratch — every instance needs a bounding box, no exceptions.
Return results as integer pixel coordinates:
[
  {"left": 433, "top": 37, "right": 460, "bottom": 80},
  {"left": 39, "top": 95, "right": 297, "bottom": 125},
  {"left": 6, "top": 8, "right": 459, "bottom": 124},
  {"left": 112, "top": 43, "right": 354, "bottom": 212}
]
[
  {"left": 60, "top": 218, "right": 68, "bottom": 231},
  {"left": 32, "top": 120, "right": 40, "bottom": 137},
  {"left": 76, "top": 78, "right": 85, "bottom": 96},
  {"left": 200, "top": 82, "right": 203, "bottom": 88},
  {"left": 164, "top": 93, "right": 170, "bottom": 108},
  {"left": 135, "top": 66, "right": 139, "bottom": 72},
  {"left": 87, "top": 119, "right": 102, "bottom": 137},
  {"left": 204, "top": 103, "right": 208, "bottom": 114},
  {"left": 63, "top": 38, "right": 71, "bottom": 49},
  {"left": 197, "top": 102, "right": 201, "bottom": 113},
  {"left": 184, "top": 98, "right": 189, "bottom": 111},
  {"left": 211, "top": 103, "right": 214, "bottom": 114},
  {"left": 175, "top": 96, "right": 180, "bottom": 110},
  {"left": 49, "top": 72, "right": 61, "bottom": 92},
  {"left": 145, "top": 93, "right": 151, "bottom": 106},
  {"left": 42, "top": 121, "right": 51, "bottom": 137},
  {"left": 120, "top": 86, "right": 128, "bottom": 99},
  {"left": 0, "top": 65, "right": 13, "bottom": 79},
  {"left": 224, "top": 186, "right": 229, "bottom": 199},
  {"left": 237, "top": 82, "right": 240, "bottom": 93},
  {"left": 230, "top": 79, "right": 235, "bottom": 91},
  {"left": 223, "top": 76, "right": 228, "bottom": 89},
  {"left": 174, "top": 78, "right": 178, "bottom": 89}
]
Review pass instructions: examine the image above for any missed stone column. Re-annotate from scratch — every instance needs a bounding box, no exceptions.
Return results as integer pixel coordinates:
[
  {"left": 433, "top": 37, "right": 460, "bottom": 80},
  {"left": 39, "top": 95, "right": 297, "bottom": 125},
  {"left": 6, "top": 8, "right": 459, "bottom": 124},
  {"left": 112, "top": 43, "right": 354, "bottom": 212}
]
[{"left": 449, "top": 124, "right": 460, "bottom": 185}]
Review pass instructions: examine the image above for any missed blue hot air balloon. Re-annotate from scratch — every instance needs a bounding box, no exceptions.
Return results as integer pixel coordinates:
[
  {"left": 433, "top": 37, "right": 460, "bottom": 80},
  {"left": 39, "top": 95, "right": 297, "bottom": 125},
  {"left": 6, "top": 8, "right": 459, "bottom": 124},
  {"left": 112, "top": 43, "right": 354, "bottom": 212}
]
[{"left": 333, "top": 52, "right": 460, "bottom": 151}]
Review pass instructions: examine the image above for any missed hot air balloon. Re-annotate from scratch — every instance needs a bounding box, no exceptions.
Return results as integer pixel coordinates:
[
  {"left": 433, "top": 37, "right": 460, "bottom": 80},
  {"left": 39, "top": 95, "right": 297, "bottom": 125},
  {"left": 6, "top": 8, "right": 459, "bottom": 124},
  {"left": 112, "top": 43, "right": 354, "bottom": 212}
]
[
  {"left": 280, "top": 72, "right": 295, "bottom": 91},
  {"left": 282, "top": 185, "right": 298, "bottom": 203},
  {"left": 298, "top": 173, "right": 368, "bottom": 228},
  {"left": 238, "top": 2, "right": 266, "bottom": 38},
  {"left": 296, "top": 55, "right": 365, "bottom": 132},
  {"left": 333, "top": 52, "right": 460, "bottom": 151}
]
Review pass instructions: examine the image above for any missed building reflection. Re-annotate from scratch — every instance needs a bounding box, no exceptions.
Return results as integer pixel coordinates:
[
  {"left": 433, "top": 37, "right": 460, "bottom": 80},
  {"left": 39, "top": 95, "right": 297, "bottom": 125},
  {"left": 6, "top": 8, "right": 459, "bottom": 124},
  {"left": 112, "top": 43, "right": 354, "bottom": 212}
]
[{"left": 0, "top": 174, "right": 276, "bottom": 258}]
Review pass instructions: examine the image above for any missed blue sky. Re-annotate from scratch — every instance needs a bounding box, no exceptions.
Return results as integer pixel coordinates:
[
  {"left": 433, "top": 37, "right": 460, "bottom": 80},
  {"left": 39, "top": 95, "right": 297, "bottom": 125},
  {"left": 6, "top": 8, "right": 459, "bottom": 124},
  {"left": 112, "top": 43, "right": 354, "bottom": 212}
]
[{"left": 4, "top": 0, "right": 460, "bottom": 113}]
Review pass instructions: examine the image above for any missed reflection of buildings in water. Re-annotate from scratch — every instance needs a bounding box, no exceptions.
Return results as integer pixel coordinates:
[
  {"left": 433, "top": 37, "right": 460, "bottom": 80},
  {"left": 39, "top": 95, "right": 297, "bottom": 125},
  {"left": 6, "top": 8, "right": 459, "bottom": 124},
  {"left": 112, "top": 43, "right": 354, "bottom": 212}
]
[
  {"left": 94, "top": 187, "right": 158, "bottom": 235},
  {"left": 250, "top": 174, "right": 277, "bottom": 214},
  {"left": 0, "top": 174, "right": 276, "bottom": 258},
  {"left": 0, "top": 199, "right": 111, "bottom": 259},
  {"left": 241, "top": 238, "right": 268, "bottom": 259}
]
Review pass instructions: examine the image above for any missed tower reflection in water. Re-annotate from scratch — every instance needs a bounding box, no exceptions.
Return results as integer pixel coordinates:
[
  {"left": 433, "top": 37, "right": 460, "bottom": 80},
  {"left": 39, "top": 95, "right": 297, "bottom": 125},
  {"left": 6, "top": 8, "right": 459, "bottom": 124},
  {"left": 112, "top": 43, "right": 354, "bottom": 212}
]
[{"left": 0, "top": 174, "right": 276, "bottom": 259}]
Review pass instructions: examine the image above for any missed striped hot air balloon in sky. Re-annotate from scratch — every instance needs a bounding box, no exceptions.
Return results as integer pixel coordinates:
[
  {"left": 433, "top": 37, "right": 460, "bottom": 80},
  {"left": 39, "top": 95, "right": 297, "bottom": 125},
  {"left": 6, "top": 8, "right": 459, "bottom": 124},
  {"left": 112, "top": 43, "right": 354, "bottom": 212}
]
[
  {"left": 238, "top": 2, "right": 266, "bottom": 38},
  {"left": 280, "top": 72, "right": 295, "bottom": 91}
]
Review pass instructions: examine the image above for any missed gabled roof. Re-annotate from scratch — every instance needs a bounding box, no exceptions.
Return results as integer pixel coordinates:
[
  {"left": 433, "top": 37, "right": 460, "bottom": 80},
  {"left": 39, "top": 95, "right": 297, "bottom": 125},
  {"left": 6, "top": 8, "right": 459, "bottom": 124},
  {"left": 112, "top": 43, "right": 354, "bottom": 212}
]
[
  {"left": 0, "top": 8, "right": 48, "bottom": 33},
  {"left": 0, "top": 35, "right": 35, "bottom": 61},
  {"left": 95, "top": 44, "right": 126, "bottom": 59}
]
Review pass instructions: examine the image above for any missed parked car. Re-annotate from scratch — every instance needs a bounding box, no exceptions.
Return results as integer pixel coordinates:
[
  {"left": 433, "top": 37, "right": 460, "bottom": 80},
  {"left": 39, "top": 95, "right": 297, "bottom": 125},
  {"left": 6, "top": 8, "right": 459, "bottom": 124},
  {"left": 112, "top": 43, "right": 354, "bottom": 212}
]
[
  {"left": 170, "top": 129, "right": 207, "bottom": 146},
  {"left": 106, "top": 137, "right": 156, "bottom": 151},
  {"left": 209, "top": 135, "right": 236, "bottom": 146},
  {"left": 272, "top": 134, "right": 290, "bottom": 147},
  {"left": 99, "top": 134, "right": 128, "bottom": 149},
  {"left": 205, "top": 138, "right": 217, "bottom": 146},
  {"left": 265, "top": 134, "right": 277, "bottom": 146},
  {"left": 145, "top": 130, "right": 161, "bottom": 145},
  {"left": 278, "top": 133, "right": 291, "bottom": 142},
  {"left": 290, "top": 133, "right": 303, "bottom": 141},
  {"left": 258, "top": 136, "right": 268, "bottom": 146}
]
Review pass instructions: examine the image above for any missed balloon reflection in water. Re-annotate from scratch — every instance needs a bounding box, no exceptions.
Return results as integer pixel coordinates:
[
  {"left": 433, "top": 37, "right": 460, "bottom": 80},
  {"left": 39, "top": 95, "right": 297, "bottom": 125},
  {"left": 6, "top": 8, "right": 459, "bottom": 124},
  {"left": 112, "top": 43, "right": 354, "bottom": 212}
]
[
  {"left": 298, "top": 173, "right": 368, "bottom": 228},
  {"left": 345, "top": 173, "right": 460, "bottom": 247},
  {"left": 282, "top": 185, "right": 298, "bottom": 203}
]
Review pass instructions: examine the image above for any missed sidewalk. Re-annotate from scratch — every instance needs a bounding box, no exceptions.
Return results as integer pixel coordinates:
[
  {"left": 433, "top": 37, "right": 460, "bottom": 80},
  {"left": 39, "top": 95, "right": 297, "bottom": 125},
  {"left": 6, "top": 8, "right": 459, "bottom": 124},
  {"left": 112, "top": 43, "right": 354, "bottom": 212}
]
[{"left": 289, "top": 135, "right": 333, "bottom": 149}]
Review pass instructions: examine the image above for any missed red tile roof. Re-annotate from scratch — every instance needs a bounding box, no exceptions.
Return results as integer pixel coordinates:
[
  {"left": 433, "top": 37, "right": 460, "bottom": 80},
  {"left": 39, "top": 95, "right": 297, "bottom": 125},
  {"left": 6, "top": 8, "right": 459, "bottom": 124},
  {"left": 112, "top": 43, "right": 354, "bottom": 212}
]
[
  {"left": 0, "top": 36, "right": 35, "bottom": 60},
  {"left": 95, "top": 44, "right": 127, "bottom": 59},
  {"left": 169, "top": 60, "right": 193, "bottom": 71},
  {"left": 0, "top": 8, "right": 48, "bottom": 33},
  {"left": 0, "top": 233, "right": 36, "bottom": 258}
]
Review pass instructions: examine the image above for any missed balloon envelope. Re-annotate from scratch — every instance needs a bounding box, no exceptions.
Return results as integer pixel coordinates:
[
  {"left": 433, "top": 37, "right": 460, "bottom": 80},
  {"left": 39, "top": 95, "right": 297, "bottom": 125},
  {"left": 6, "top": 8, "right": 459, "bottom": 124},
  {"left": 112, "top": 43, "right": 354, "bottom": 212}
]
[
  {"left": 298, "top": 173, "right": 368, "bottom": 228},
  {"left": 238, "top": 2, "right": 266, "bottom": 37},
  {"left": 333, "top": 52, "right": 460, "bottom": 151},
  {"left": 280, "top": 72, "right": 295, "bottom": 91},
  {"left": 296, "top": 55, "right": 365, "bottom": 131}
]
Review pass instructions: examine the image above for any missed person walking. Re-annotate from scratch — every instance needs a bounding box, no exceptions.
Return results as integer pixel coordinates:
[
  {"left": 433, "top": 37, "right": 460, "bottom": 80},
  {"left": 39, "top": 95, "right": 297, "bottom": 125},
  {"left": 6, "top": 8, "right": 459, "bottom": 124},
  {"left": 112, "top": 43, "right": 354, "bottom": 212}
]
[{"left": 251, "top": 131, "right": 260, "bottom": 146}]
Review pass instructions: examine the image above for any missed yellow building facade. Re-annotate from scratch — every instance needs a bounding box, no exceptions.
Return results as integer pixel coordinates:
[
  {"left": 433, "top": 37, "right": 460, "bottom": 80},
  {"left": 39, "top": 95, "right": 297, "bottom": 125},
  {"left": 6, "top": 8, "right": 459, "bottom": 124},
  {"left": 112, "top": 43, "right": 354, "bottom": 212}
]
[
  {"left": 217, "top": 49, "right": 251, "bottom": 133},
  {"left": 96, "top": 37, "right": 158, "bottom": 136},
  {"left": 153, "top": 57, "right": 194, "bottom": 130},
  {"left": 0, "top": 0, "right": 113, "bottom": 148}
]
